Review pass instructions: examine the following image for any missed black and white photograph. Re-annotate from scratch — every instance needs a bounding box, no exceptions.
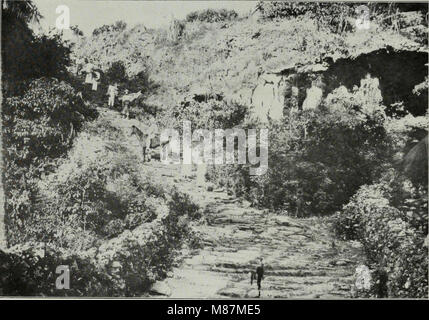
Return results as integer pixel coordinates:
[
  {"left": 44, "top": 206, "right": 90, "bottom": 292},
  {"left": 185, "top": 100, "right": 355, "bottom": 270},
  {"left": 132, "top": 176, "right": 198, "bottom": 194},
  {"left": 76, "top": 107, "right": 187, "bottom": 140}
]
[{"left": 0, "top": 0, "right": 428, "bottom": 301}]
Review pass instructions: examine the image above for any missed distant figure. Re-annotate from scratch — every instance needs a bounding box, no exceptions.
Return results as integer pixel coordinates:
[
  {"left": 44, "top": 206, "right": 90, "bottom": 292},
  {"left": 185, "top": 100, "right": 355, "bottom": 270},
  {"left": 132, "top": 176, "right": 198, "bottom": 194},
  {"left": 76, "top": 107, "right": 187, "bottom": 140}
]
[
  {"left": 130, "top": 124, "right": 150, "bottom": 162},
  {"left": 250, "top": 258, "right": 264, "bottom": 298},
  {"left": 120, "top": 90, "right": 142, "bottom": 118},
  {"left": 107, "top": 83, "right": 118, "bottom": 108},
  {"left": 121, "top": 89, "right": 130, "bottom": 118},
  {"left": 81, "top": 59, "right": 95, "bottom": 84},
  {"left": 295, "top": 189, "right": 304, "bottom": 218},
  {"left": 92, "top": 71, "right": 101, "bottom": 91}
]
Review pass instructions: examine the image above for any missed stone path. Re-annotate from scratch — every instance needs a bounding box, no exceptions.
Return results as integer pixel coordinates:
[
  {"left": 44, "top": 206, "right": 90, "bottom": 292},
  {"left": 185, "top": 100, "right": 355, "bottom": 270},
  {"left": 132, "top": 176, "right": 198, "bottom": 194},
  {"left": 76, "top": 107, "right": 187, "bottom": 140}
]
[
  {"left": 146, "top": 162, "right": 363, "bottom": 299},
  {"left": 103, "top": 108, "right": 364, "bottom": 299}
]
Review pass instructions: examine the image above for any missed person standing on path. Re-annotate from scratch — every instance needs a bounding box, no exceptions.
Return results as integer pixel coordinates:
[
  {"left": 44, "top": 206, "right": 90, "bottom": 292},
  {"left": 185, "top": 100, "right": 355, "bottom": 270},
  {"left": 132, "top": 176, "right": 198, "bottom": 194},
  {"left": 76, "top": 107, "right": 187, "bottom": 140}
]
[
  {"left": 250, "top": 258, "right": 264, "bottom": 298},
  {"left": 295, "top": 189, "right": 304, "bottom": 218},
  {"left": 107, "top": 83, "right": 118, "bottom": 108},
  {"left": 121, "top": 89, "right": 130, "bottom": 118},
  {"left": 81, "top": 58, "right": 95, "bottom": 85},
  {"left": 91, "top": 70, "right": 101, "bottom": 91}
]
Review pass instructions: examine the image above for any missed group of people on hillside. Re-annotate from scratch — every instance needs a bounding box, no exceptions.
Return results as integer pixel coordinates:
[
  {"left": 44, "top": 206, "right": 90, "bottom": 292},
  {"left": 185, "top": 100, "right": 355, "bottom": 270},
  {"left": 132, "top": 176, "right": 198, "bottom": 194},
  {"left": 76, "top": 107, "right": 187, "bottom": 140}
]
[{"left": 77, "top": 58, "right": 141, "bottom": 117}]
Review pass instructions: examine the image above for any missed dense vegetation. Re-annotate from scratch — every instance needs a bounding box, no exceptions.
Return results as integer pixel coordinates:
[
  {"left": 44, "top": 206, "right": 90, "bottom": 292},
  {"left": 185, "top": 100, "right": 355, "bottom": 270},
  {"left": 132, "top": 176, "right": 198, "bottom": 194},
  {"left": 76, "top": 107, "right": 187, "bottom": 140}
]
[
  {"left": 333, "top": 173, "right": 427, "bottom": 297},
  {"left": 1, "top": 1, "right": 427, "bottom": 297},
  {"left": 1, "top": 0, "right": 200, "bottom": 296}
]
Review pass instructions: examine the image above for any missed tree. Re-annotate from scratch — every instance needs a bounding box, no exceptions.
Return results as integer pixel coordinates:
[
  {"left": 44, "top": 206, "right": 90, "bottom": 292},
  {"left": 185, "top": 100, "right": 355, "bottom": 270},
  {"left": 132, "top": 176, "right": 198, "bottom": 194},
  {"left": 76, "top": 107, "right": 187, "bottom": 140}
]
[
  {"left": 1, "top": 0, "right": 42, "bottom": 249},
  {"left": 105, "top": 61, "right": 127, "bottom": 84},
  {"left": 3, "top": 78, "right": 98, "bottom": 246},
  {"left": 186, "top": 8, "right": 238, "bottom": 23},
  {"left": 71, "top": 25, "right": 84, "bottom": 37},
  {"left": 2, "top": 0, "right": 71, "bottom": 95},
  {"left": 0, "top": 138, "right": 5, "bottom": 250},
  {"left": 1, "top": 0, "right": 42, "bottom": 24}
]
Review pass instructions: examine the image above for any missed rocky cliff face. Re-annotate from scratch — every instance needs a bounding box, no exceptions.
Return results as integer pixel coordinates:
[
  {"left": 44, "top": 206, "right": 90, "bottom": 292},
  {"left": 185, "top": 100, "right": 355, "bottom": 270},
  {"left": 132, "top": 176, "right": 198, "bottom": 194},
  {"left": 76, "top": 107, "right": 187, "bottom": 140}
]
[
  {"left": 251, "top": 72, "right": 286, "bottom": 122},
  {"left": 243, "top": 48, "right": 428, "bottom": 122},
  {"left": 248, "top": 64, "right": 327, "bottom": 122},
  {"left": 73, "top": 15, "right": 428, "bottom": 122}
]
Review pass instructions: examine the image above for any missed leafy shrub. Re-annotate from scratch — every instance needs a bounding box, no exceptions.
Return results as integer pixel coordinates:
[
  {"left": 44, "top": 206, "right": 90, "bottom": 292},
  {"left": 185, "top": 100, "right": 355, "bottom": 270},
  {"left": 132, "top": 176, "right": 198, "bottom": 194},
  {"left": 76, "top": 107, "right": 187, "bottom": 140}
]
[
  {"left": 2, "top": 6, "right": 71, "bottom": 95},
  {"left": 105, "top": 61, "right": 127, "bottom": 84},
  {"left": 92, "top": 20, "right": 127, "bottom": 36},
  {"left": 256, "top": 2, "right": 354, "bottom": 32},
  {"left": 333, "top": 170, "right": 428, "bottom": 297},
  {"left": 3, "top": 78, "right": 97, "bottom": 166},
  {"left": 186, "top": 8, "right": 238, "bottom": 23},
  {"left": 168, "top": 19, "right": 186, "bottom": 43},
  {"left": 0, "top": 244, "right": 115, "bottom": 296},
  {"left": 34, "top": 132, "right": 148, "bottom": 247},
  {"left": 3, "top": 78, "right": 98, "bottom": 246},
  {"left": 24, "top": 108, "right": 201, "bottom": 246},
  {"left": 0, "top": 198, "right": 198, "bottom": 297},
  {"left": 166, "top": 93, "right": 248, "bottom": 131},
  {"left": 1, "top": 119, "right": 200, "bottom": 296},
  {"left": 102, "top": 219, "right": 126, "bottom": 239}
]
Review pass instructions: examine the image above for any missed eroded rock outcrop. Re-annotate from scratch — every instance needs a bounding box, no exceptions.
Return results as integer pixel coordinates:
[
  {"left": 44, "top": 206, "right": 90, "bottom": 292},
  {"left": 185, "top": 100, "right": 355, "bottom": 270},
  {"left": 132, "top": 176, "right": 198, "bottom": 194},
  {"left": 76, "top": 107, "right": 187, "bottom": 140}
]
[
  {"left": 247, "top": 48, "right": 428, "bottom": 122},
  {"left": 249, "top": 64, "right": 325, "bottom": 122}
]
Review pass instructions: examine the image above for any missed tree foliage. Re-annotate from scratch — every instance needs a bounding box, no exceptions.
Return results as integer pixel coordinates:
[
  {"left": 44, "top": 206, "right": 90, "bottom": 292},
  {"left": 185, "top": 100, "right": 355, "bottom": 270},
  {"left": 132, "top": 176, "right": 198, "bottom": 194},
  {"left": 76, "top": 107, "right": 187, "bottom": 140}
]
[
  {"left": 333, "top": 172, "right": 428, "bottom": 298},
  {"left": 2, "top": 78, "right": 98, "bottom": 246},
  {"left": 2, "top": 4, "right": 71, "bottom": 94},
  {"left": 92, "top": 20, "right": 127, "bottom": 36},
  {"left": 186, "top": 8, "right": 238, "bottom": 23}
]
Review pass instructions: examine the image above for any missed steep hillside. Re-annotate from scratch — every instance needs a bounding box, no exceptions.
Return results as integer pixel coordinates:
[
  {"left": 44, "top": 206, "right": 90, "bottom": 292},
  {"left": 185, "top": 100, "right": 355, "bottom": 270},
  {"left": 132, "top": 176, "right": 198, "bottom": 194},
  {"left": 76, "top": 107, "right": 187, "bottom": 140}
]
[{"left": 73, "top": 11, "right": 428, "bottom": 115}]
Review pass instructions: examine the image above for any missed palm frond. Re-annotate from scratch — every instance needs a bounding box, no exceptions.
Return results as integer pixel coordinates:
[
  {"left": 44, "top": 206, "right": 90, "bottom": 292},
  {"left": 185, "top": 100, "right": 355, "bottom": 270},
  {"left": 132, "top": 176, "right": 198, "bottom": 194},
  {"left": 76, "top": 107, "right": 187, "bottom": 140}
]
[{"left": 2, "top": 0, "right": 42, "bottom": 24}]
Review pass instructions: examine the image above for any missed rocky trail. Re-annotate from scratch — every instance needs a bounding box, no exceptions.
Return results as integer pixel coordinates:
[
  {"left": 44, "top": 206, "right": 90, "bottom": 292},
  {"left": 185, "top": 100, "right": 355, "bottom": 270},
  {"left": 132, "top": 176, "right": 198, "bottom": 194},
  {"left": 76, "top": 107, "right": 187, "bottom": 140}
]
[
  {"left": 146, "top": 162, "right": 364, "bottom": 299},
  {"left": 103, "top": 108, "right": 364, "bottom": 299}
]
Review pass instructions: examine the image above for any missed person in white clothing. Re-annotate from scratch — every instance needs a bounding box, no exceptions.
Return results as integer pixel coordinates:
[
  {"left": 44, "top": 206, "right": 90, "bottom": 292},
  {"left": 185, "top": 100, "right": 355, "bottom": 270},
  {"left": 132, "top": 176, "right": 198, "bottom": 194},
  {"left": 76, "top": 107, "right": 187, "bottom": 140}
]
[
  {"left": 107, "top": 83, "right": 118, "bottom": 108},
  {"left": 92, "top": 71, "right": 100, "bottom": 91},
  {"left": 82, "top": 59, "right": 95, "bottom": 84}
]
